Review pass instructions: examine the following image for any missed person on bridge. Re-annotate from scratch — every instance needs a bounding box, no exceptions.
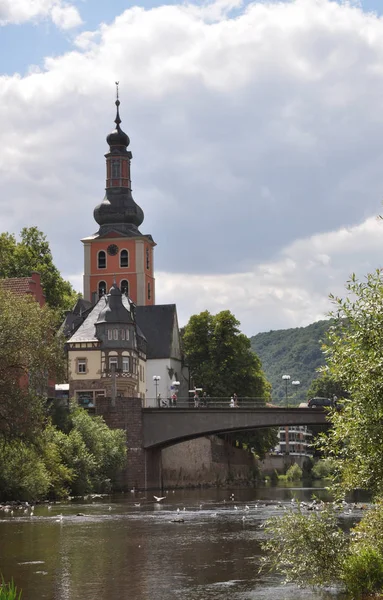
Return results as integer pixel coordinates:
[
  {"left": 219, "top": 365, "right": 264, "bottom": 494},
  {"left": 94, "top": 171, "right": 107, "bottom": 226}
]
[
  {"left": 230, "top": 396, "right": 235, "bottom": 408},
  {"left": 233, "top": 393, "right": 239, "bottom": 407},
  {"left": 194, "top": 392, "right": 200, "bottom": 408},
  {"left": 171, "top": 392, "right": 177, "bottom": 407}
]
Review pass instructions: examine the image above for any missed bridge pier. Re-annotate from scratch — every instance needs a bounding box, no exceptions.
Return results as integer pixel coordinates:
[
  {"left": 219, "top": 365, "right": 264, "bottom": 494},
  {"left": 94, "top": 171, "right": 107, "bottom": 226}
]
[{"left": 96, "top": 396, "right": 162, "bottom": 491}]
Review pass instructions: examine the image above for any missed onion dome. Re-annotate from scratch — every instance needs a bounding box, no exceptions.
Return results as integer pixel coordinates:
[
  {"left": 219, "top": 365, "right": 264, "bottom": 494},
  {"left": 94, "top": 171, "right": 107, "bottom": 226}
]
[
  {"left": 93, "top": 83, "right": 145, "bottom": 237},
  {"left": 106, "top": 98, "right": 130, "bottom": 148}
]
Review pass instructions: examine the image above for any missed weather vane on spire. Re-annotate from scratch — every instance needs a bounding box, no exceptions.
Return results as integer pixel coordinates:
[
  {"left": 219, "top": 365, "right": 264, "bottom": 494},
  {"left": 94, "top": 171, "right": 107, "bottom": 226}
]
[{"left": 115, "top": 81, "right": 119, "bottom": 101}]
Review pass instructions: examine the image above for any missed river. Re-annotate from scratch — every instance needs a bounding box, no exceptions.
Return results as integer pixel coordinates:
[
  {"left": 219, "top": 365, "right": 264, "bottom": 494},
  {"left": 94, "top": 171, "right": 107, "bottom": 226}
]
[{"left": 0, "top": 483, "right": 357, "bottom": 600}]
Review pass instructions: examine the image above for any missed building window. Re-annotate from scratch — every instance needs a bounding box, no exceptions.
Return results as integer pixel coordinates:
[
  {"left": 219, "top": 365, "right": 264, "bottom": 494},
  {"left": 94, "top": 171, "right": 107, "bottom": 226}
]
[
  {"left": 98, "top": 281, "right": 107, "bottom": 298},
  {"left": 113, "top": 328, "right": 118, "bottom": 340},
  {"left": 122, "top": 357, "right": 130, "bottom": 372},
  {"left": 132, "top": 357, "right": 137, "bottom": 374},
  {"left": 146, "top": 247, "right": 150, "bottom": 269},
  {"left": 121, "top": 279, "right": 129, "bottom": 295},
  {"left": 77, "top": 358, "right": 87, "bottom": 374},
  {"left": 121, "top": 328, "right": 129, "bottom": 341},
  {"left": 111, "top": 159, "right": 121, "bottom": 179},
  {"left": 109, "top": 356, "right": 118, "bottom": 371},
  {"left": 120, "top": 250, "right": 129, "bottom": 268},
  {"left": 147, "top": 282, "right": 151, "bottom": 300},
  {"left": 77, "top": 391, "right": 93, "bottom": 406},
  {"left": 98, "top": 251, "right": 106, "bottom": 269},
  {"left": 108, "top": 329, "right": 113, "bottom": 341}
]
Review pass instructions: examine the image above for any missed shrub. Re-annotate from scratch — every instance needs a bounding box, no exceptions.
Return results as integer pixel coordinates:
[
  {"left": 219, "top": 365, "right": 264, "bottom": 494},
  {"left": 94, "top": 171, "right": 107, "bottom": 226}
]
[
  {"left": 260, "top": 504, "right": 348, "bottom": 587},
  {"left": 0, "top": 440, "right": 51, "bottom": 501},
  {"left": 342, "top": 547, "right": 383, "bottom": 599},
  {"left": 311, "top": 458, "right": 337, "bottom": 480},
  {"left": 286, "top": 463, "right": 302, "bottom": 481}
]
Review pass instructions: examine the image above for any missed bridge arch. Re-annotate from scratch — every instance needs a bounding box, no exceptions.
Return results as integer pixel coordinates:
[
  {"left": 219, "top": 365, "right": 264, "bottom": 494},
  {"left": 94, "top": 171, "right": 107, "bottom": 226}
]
[{"left": 142, "top": 407, "right": 328, "bottom": 449}]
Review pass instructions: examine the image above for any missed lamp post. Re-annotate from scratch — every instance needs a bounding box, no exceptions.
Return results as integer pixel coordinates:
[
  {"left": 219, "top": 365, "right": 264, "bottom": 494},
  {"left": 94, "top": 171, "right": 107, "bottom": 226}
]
[
  {"left": 153, "top": 375, "right": 161, "bottom": 407},
  {"left": 282, "top": 374, "right": 291, "bottom": 407},
  {"left": 291, "top": 380, "right": 300, "bottom": 400}
]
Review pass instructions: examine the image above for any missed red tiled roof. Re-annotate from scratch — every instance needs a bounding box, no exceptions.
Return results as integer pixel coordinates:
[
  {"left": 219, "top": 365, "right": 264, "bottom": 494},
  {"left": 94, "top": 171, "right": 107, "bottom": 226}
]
[{"left": 0, "top": 277, "right": 33, "bottom": 295}]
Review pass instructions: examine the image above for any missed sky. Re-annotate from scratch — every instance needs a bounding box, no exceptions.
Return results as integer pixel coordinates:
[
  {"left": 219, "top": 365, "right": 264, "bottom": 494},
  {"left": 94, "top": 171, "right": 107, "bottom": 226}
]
[{"left": 2, "top": 0, "right": 383, "bottom": 336}]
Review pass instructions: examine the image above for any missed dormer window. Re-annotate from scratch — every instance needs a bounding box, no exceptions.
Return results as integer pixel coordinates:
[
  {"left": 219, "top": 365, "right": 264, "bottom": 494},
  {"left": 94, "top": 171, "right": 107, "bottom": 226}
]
[
  {"left": 121, "top": 279, "right": 129, "bottom": 295},
  {"left": 120, "top": 250, "right": 129, "bottom": 268},
  {"left": 98, "top": 251, "right": 106, "bottom": 269},
  {"left": 98, "top": 281, "right": 106, "bottom": 298}
]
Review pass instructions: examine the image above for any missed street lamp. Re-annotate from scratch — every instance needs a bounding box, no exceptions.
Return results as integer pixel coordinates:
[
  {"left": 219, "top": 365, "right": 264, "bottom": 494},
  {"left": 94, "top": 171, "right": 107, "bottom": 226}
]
[
  {"left": 153, "top": 375, "right": 161, "bottom": 406},
  {"left": 291, "top": 380, "right": 300, "bottom": 398},
  {"left": 282, "top": 374, "right": 291, "bottom": 407}
]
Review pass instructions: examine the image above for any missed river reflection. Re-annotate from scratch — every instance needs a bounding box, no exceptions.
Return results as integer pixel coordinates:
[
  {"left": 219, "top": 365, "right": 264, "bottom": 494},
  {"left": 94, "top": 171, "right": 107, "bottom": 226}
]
[{"left": 0, "top": 484, "right": 353, "bottom": 600}]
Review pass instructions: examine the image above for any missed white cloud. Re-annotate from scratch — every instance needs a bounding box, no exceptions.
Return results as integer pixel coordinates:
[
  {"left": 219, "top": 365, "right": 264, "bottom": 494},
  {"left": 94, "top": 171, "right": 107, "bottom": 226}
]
[
  {"left": 2, "top": 0, "right": 383, "bottom": 334},
  {"left": 0, "top": 0, "right": 82, "bottom": 29},
  {"left": 152, "top": 216, "right": 383, "bottom": 334}
]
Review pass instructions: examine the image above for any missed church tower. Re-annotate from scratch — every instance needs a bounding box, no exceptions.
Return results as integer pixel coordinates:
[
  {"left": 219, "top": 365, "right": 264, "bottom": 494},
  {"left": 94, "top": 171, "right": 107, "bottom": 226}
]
[{"left": 82, "top": 85, "right": 156, "bottom": 306}]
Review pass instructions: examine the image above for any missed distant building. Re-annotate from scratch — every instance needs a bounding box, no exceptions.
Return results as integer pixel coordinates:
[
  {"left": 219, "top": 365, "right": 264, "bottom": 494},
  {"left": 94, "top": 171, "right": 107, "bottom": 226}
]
[
  {"left": 275, "top": 425, "right": 313, "bottom": 456},
  {"left": 0, "top": 271, "right": 45, "bottom": 306}
]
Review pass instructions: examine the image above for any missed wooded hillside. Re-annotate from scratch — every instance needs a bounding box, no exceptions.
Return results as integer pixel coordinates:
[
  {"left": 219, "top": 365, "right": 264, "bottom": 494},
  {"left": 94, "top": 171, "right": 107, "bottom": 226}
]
[{"left": 250, "top": 319, "right": 332, "bottom": 405}]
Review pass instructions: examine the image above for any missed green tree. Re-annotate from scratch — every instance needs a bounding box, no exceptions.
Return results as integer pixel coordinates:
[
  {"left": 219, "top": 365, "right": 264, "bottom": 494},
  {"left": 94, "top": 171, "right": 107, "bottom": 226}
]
[
  {"left": 306, "top": 370, "right": 348, "bottom": 401},
  {"left": 318, "top": 269, "right": 383, "bottom": 497},
  {"left": 0, "top": 288, "right": 65, "bottom": 442},
  {"left": 183, "top": 310, "right": 271, "bottom": 398},
  {"left": 183, "top": 310, "right": 275, "bottom": 456},
  {"left": 0, "top": 227, "right": 78, "bottom": 314}
]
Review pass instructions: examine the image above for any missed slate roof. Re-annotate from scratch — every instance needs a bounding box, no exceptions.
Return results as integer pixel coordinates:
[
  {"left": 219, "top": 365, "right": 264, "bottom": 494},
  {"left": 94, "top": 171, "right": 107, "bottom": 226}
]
[
  {"left": 60, "top": 298, "right": 93, "bottom": 338},
  {"left": 135, "top": 305, "right": 176, "bottom": 359},
  {"left": 66, "top": 295, "right": 146, "bottom": 344}
]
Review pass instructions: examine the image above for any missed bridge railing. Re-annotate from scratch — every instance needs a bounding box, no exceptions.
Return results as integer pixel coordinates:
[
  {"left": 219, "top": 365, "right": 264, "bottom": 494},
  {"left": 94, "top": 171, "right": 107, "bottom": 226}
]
[{"left": 143, "top": 397, "right": 273, "bottom": 409}]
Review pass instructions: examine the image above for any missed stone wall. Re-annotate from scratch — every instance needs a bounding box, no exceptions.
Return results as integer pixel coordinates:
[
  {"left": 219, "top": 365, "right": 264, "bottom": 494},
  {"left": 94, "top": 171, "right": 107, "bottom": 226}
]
[
  {"left": 161, "top": 436, "right": 258, "bottom": 488},
  {"left": 96, "top": 396, "right": 161, "bottom": 490},
  {"left": 260, "top": 453, "right": 311, "bottom": 475}
]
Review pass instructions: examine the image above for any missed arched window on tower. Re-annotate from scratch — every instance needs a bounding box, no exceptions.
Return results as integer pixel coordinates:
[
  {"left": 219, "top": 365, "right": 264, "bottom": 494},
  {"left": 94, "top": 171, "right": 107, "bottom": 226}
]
[
  {"left": 111, "top": 159, "right": 121, "bottom": 179},
  {"left": 146, "top": 247, "right": 150, "bottom": 270},
  {"left": 121, "top": 279, "right": 129, "bottom": 296},
  {"left": 147, "top": 282, "right": 151, "bottom": 300},
  {"left": 98, "top": 281, "right": 107, "bottom": 298},
  {"left": 120, "top": 249, "right": 129, "bottom": 268},
  {"left": 98, "top": 250, "right": 106, "bottom": 269}
]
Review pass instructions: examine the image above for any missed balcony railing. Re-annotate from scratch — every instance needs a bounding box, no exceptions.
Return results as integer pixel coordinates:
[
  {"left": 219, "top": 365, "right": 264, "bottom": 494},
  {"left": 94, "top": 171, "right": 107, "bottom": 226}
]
[
  {"left": 102, "top": 369, "right": 138, "bottom": 379},
  {"left": 144, "top": 397, "right": 275, "bottom": 409}
]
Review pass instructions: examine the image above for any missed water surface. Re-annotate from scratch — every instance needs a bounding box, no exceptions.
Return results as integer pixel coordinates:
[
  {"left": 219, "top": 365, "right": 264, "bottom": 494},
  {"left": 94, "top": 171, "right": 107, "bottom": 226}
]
[{"left": 0, "top": 484, "right": 355, "bottom": 599}]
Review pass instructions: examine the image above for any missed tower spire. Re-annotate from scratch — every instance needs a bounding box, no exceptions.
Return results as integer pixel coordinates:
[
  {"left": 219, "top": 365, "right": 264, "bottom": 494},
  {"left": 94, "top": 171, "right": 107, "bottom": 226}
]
[
  {"left": 93, "top": 85, "right": 144, "bottom": 237},
  {"left": 115, "top": 81, "right": 121, "bottom": 126}
]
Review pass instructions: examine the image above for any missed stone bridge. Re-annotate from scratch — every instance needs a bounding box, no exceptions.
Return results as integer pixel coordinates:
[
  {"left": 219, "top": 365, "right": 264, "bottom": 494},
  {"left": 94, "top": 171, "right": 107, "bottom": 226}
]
[
  {"left": 142, "top": 407, "right": 328, "bottom": 449},
  {"left": 96, "top": 398, "right": 329, "bottom": 490}
]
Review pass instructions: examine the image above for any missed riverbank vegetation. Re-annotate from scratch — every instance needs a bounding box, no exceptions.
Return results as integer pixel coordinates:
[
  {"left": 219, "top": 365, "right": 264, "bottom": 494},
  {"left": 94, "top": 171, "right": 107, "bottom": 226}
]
[
  {"left": 0, "top": 405, "right": 127, "bottom": 501},
  {"left": 260, "top": 269, "right": 383, "bottom": 599},
  {"left": 0, "top": 576, "right": 22, "bottom": 600},
  {"left": 0, "top": 288, "right": 126, "bottom": 502}
]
